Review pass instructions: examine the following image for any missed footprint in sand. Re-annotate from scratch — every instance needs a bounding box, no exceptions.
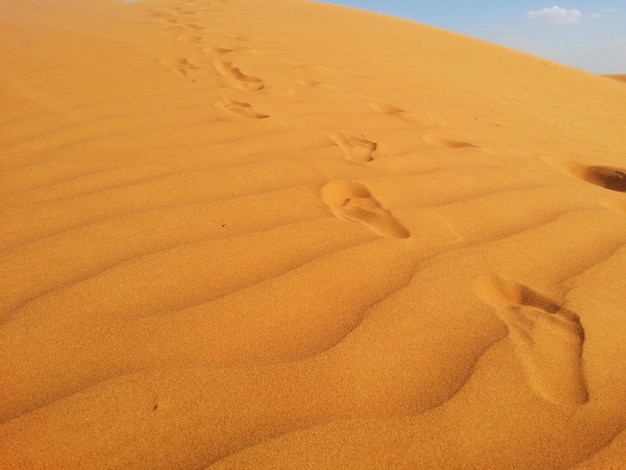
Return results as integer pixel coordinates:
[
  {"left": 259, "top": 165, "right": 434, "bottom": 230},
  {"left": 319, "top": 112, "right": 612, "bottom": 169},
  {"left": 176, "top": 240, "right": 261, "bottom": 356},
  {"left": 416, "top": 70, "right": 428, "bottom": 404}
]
[
  {"left": 229, "top": 33, "right": 255, "bottom": 42},
  {"left": 177, "top": 35, "right": 203, "bottom": 44},
  {"left": 205, "top": 46, "right": 234, "bottom": 55},
  {"left": 573, "top": 164, "right": 626, "bottom": 192},
  {"left": 321, "top": 181, "right": 410, "bottom": 239},
  {"left": 369, "top": 102, "right": 447, "bottom": 127},
  {"left": 330, "top": 132, "right": 377, "bottom": 162},
  {"left": 160, "top": 57, "right": 200, "bottom": 81},
  {"left": 214, "top": 97, "right": 269, "bottom": 119},
  {"left": 422, "top": 134, "right": 478, "bottom": 149},
  {"left": 213, "top": 59, "right": 264, "bottom": 91},
  {"left": 474, "top": 275, "right": 588, "bottom": 407},
  {"left": 163, "top": 18, "right": 180, "bottom": 26},
  {"left": 150, "top": 10, "right": 195, "bottom": 23},
  {"left": 369, "top": 102, "right": 405, "bottom": 115},
  {"left": 148, "top": 10, "right": 170, "bottom": 18},
  {"left": 205, "top": 46, "right": 261, "bottom": 57},
  {"left": 542, "top": 158, "right": 626, "bottom": 193},
  {"left": 369, "top": 102, "right": 413, "bottom": 123},
  {"left": 182, "top": 23, "right": 204, "bottom": 31}
]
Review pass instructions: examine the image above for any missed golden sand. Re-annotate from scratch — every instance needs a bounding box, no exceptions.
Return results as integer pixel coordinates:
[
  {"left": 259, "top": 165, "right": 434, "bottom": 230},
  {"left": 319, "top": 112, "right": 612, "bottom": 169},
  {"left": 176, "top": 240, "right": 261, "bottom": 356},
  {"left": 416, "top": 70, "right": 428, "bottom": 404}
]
[
  {"left": 1, "top": 0, "right": 625, "bottom": 467},
  {"left": 606, "top": 74, "right": 626, "bottom": 84}
]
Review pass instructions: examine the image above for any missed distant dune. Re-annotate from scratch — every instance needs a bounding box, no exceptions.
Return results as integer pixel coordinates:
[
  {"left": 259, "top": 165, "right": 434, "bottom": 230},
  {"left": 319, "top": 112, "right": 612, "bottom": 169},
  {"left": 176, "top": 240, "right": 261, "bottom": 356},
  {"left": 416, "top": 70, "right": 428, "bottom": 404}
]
[
  {"left": 1, "top": 0, "right": 626, "bottom": 468},
  {"left": 606, "top": 74, "right": 626, "bottom": 84}
]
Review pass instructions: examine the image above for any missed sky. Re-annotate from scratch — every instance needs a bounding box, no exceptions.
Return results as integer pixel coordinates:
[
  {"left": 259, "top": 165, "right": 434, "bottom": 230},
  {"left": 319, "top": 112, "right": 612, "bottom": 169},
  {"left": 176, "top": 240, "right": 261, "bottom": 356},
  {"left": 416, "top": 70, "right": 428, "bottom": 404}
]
[{"left": 314, "top": 1, "right": 626, "bottom": 74}]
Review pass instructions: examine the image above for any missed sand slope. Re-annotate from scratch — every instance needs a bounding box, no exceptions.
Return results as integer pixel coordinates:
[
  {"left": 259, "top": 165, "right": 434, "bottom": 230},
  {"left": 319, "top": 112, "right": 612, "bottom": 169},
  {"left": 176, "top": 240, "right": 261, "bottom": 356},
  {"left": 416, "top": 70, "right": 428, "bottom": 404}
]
[
  {"left": 1, "top": 0, "right": 626, "bottom": 468},
  {"left": 606, "top": 74, "right": 626, "bottom": 84}
]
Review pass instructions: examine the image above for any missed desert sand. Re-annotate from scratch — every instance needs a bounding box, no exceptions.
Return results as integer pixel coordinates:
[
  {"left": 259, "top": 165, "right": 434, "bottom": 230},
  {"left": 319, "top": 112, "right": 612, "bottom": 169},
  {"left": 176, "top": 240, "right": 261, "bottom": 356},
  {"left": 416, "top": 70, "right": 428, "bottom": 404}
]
[
  {"left": 606, "top": 74, "right": 626, "bottom": 84},
  {"left": 1, "top": 0, "right": 626, "bottom": 468}
]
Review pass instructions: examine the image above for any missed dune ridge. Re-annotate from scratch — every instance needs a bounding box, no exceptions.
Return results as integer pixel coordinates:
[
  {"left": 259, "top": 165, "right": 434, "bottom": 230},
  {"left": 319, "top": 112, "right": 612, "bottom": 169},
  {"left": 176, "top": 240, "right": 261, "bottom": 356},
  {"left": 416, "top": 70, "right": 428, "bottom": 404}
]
[{"left": 1, "top": 0, "right": 626, "bottom": 468}]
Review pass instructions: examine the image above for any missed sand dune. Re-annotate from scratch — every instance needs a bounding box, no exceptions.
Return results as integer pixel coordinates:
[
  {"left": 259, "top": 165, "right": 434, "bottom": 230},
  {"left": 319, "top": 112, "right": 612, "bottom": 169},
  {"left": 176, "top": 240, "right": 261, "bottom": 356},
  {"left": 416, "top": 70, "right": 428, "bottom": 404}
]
[
  {"left": 1, "top": 0, "right": 626, "bottom": 468},
  {"left": 606, "top": 74, "right": 626, "bottom": 84}
]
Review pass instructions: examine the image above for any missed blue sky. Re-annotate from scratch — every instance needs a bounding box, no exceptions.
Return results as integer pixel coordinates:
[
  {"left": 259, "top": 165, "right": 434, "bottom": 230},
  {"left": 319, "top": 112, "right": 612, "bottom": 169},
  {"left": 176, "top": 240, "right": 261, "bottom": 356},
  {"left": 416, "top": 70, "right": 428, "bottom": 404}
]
[{"left": 314, "top": 1, "right": 626, "bottom": 74}]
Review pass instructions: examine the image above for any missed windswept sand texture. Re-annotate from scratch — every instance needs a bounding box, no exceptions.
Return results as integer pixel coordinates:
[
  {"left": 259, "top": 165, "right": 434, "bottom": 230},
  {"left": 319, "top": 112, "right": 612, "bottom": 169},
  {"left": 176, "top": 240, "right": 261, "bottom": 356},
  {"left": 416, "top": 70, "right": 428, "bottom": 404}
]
[{"left": 1, "top": 0, "right": 626, "bottom": 468}]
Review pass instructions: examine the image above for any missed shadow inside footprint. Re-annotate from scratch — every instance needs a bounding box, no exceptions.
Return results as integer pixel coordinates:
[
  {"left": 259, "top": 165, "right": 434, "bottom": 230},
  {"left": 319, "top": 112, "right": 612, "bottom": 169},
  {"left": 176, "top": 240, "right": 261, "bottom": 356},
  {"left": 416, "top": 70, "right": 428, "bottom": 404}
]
[
  {"left": 214, "top": 98, "right": 269, "bottom": 119},
  {"left": 422, "top": 135, "right": 477, "bottom": 149},
  {"left": 369, "top": 102, "right": 405, "bottom": 114},
  {"left": 579, "top": 165, "right": 626, "bottom": 192},
  {"left": 160, "top": 58, "right": 199, "bottom": 81},
  {"left": 544, "top": 158, "right": 626, "bottom": 193},
  {"left": 206, "top": 47, "right": 234, "bottom": 55},
  {"left": 474, "top": 275, "right": 588, "bottom": 407},
  {"left": 213, "top": 59, "right": 264, "bottom": 91},
  {"left": 321, "top": 181, "right": 409, "bottom": 239}
]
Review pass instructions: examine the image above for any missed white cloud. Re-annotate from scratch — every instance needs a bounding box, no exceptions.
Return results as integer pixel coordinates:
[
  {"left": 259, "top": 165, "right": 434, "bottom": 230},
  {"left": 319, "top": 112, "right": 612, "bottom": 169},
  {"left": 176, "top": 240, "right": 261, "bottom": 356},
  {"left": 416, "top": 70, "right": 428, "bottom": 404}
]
[
  {"left": 590, "top": 7, "right": 618, "bottom": 20},
  {"left": 525, "top": 6, "right": 582, "bottom": 24}
]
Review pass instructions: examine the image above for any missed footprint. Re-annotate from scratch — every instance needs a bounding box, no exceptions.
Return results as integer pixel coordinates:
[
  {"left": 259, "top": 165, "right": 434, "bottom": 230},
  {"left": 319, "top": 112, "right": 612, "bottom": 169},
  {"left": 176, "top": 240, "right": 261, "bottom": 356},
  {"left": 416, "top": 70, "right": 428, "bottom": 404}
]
[
  {"left": 321, "top": 181, "right": 410, "bottom": 239},
  {"left": 541, "top": 158, "right": 626, "bottom": 193},
  {"left": 205, "top": 46, "right": 260, "bottom": 57},
  {"left": 422, "top": 135, "right": 477, "bottom": 149},
  {"left": 330, "top": 132, "right": 377, "bottom": 162},
  {"left": 214, "top": 97, "right": 269, "bottom": 119},
  {"left": 205, "top": 46, "right": 234, "bottom": 55},
  {"left": 213, "top": 59, "right": 264, "bottom": 91},
  {"left": 177, "top": 35, "right": 203, "bottom": 44},
  {"left": 369, "top": 102, "right": 405, "bottom": 114},
  {"left": 182, "top": 23, "right": 204, "bottom": 31},
  {"left": 369, "top": 102, "right": 412, "bottom": 123},
  {"left": 162, "top": 17, "right": 179, "bottom": 24},
  {"left": 369, "top": 102, "right": 447, "bottom": 127},
  {"left": 573, "top": 164, "right": 626, "bottom": 192},
  {"left": 148, "top": 10, "right": 169, "bottom": 17},
  {"left": 474, "top": 275, "right": 588, "bottom": 407},
  {"left": 160, "top": 57, "right": 200, "bottom": 81},
  {"left": 296, "top": 78, "right": 339, "bottom": 92}
]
